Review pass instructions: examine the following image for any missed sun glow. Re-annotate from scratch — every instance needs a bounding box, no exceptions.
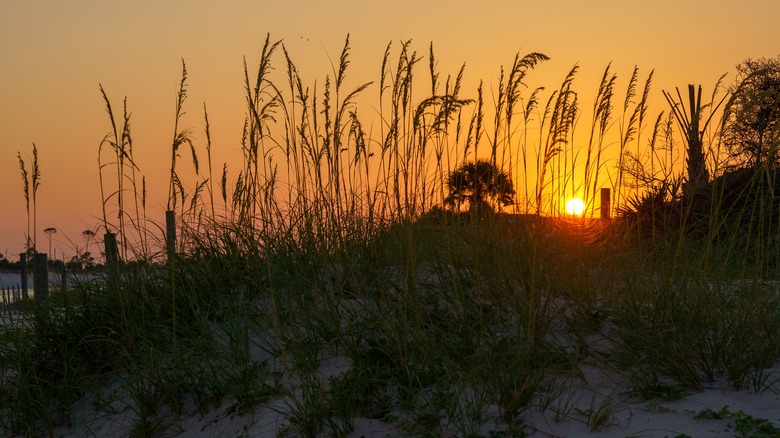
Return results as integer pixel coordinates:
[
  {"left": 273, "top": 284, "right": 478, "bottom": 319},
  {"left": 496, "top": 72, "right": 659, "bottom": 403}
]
[{"left": 565, "top": 198, "right": 585, "bottom": 216}]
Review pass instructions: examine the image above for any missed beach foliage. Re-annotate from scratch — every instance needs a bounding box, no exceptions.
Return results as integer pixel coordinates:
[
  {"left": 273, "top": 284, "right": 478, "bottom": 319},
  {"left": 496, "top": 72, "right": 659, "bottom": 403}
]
[{"left": 2, "top": 38, "right": 780, "bottom": 437}]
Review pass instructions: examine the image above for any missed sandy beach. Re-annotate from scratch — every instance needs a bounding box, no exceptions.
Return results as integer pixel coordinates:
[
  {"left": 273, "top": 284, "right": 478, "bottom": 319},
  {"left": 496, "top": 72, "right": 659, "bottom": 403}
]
[{"left": 50, "top": 361, "right": 780, "bottom": 437}]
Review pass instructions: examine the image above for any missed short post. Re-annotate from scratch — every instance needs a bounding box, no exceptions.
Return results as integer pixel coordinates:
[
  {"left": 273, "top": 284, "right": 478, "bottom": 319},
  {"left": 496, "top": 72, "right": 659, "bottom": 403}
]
[
  {"left": 61, "top": 266, "right": 67, "bottom": 293},
  {"left": 104, "top": 232, "right": 119, "bottom": 278},
  {"left": 166, "top": 210, "right": 176, "bottom": 262},
  {"left": 33, "top": 253, "right": 49, "bottom": 302},
  {"left": 20, "top": 253, "right": 28, "bottom": 301},
  {"left": 600, "top": 188, "right": 611, "bottom": 220}
]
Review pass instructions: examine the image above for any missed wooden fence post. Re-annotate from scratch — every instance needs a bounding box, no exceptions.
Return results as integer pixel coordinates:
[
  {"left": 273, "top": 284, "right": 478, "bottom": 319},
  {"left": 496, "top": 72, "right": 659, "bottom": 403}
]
[
  {"left": 61, "top": 267, "right": 67, "bottom": 293},
  {"left": 104, "top": 232, "right": 119, "bottom": 276},
  {"left": 20, "top": 253, "right": 28, "bottom": 301},
  {"left": 33, "top": 253, "right": 49, "bottom": 302},
  {"left": 103, "top": 232, "right": 121, "bottom": 295},
  {"left": 166, "top": 210, "right": 176, "bottom": 263},
  {"left": 600, "top": 188, "right": 611, "bottom": 220}
]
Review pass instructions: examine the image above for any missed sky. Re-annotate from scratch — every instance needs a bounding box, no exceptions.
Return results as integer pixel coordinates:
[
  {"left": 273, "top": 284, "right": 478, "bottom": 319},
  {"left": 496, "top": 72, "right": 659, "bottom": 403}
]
[{"left": 1, "top": 0, "right": 779, "bottom": 261}]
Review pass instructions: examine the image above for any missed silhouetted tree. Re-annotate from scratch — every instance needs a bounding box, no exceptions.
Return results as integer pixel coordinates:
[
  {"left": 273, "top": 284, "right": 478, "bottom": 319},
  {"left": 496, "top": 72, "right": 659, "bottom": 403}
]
[
  {"left": 722, "top": 56, "right": 780, "bottom": 169},
  {"left": 44, "top": 227, "right": 56, "bottom": 255},
  {"left": 663, "top": 82, "right": 726, "bottom": 196},
  {"left": 444, "top": 160, "right": 515, "bottom": 214},
  {"left": 82, "top": 229, "right": 95, "bottom": 255},
  {"left": 0, "top": 253, "right": 15, "bottom": 271}
]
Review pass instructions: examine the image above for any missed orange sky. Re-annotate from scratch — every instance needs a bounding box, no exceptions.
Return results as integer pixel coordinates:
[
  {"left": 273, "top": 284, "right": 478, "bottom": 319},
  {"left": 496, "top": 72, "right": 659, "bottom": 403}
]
[{"left": 1, "top": 0, "right": 779, "bottom": 260}]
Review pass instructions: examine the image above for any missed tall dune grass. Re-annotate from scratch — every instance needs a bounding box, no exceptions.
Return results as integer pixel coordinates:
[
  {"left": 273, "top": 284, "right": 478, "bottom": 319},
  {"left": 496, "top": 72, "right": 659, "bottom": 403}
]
[{"left": 2, "top": 35, "right": 780, "bottom": 437}]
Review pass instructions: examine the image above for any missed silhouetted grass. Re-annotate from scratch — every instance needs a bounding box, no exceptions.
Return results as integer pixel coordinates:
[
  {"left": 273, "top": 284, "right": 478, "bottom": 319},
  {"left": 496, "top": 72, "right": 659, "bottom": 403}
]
[{"left": 2, "top": 35, "right": 779, "bottom": 437}]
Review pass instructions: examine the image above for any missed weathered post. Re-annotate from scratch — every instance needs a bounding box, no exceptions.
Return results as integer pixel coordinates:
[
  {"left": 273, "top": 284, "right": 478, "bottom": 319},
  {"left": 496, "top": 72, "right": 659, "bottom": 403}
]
[
  {"left": 20, "top": 253, "right": 28, "bottom": 301},
  {"left": 33, "top": 253, "right": 48, "bottom": 302},
  {"left": 166, "top": 210, "right": 176, "bottom": 262},
  {"left": 104, "top": 232, "right": 119, "bottom": 277},
  {"left": 61, "top": 266, "right": 67, "bottom": 293},
  {"left": 600, "top": 188, "right": 611, "bottom": 220}
]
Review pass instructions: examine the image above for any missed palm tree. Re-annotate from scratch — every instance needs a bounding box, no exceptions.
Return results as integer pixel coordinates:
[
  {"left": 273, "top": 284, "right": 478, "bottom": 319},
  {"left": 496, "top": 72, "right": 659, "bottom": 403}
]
[
  {"left": 444, "top": 160, "right": 515, "bottom": 214},
  {"left": 82, "top": 229, "right": 95, "bottom": 255},
  {"left": 44, "top": 227, "right": 57, "bottom": 256},
  {"left": 663, "top": 82, "right": 727, "bottom": 195}
]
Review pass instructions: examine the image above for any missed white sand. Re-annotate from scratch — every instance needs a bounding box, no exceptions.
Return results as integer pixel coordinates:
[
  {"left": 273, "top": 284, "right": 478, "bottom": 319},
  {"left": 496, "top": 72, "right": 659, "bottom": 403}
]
[
  {"left": 6, "top": 268, "right": 776, "bottom": 437},
  {"left": 49, "top": 350, "right": 780, "bottom": 438}
]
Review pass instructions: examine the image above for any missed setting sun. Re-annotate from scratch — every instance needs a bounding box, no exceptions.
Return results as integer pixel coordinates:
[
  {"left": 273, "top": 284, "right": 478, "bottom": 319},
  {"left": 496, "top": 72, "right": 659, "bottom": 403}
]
[{"left": 565, "top": 198, "right": 585, "bottom": 216}]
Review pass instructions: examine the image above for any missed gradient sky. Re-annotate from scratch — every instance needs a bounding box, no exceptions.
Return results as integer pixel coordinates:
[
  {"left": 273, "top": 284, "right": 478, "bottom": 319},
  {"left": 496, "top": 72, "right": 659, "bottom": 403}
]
[{"left": 2, "top": 0, "right": 779, "bottom": 260}]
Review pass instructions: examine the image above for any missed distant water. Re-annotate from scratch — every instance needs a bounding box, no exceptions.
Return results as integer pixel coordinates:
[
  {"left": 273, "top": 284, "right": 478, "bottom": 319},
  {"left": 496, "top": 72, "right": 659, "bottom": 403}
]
[
  {"left": 0, "top": 271, "right": 91, "bottom": 304},
  {"left": 0, "top": 271, "right": 64, "bottom": 285}
]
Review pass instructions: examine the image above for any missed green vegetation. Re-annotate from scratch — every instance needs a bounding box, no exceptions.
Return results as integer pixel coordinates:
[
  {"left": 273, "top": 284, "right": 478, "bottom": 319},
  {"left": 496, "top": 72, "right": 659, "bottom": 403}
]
[
  {"left": 2, "top": 35, "right": 780, "bottom": 437},
  {"left": 693, "top": 406, "right": 780, "bottom": 437}
]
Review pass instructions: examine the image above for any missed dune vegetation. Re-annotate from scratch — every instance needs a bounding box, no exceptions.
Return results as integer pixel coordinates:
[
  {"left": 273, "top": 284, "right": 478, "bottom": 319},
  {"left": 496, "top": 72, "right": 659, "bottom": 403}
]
[{"left": 2, "top": 35, "right": 780, "bottom": 437}]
